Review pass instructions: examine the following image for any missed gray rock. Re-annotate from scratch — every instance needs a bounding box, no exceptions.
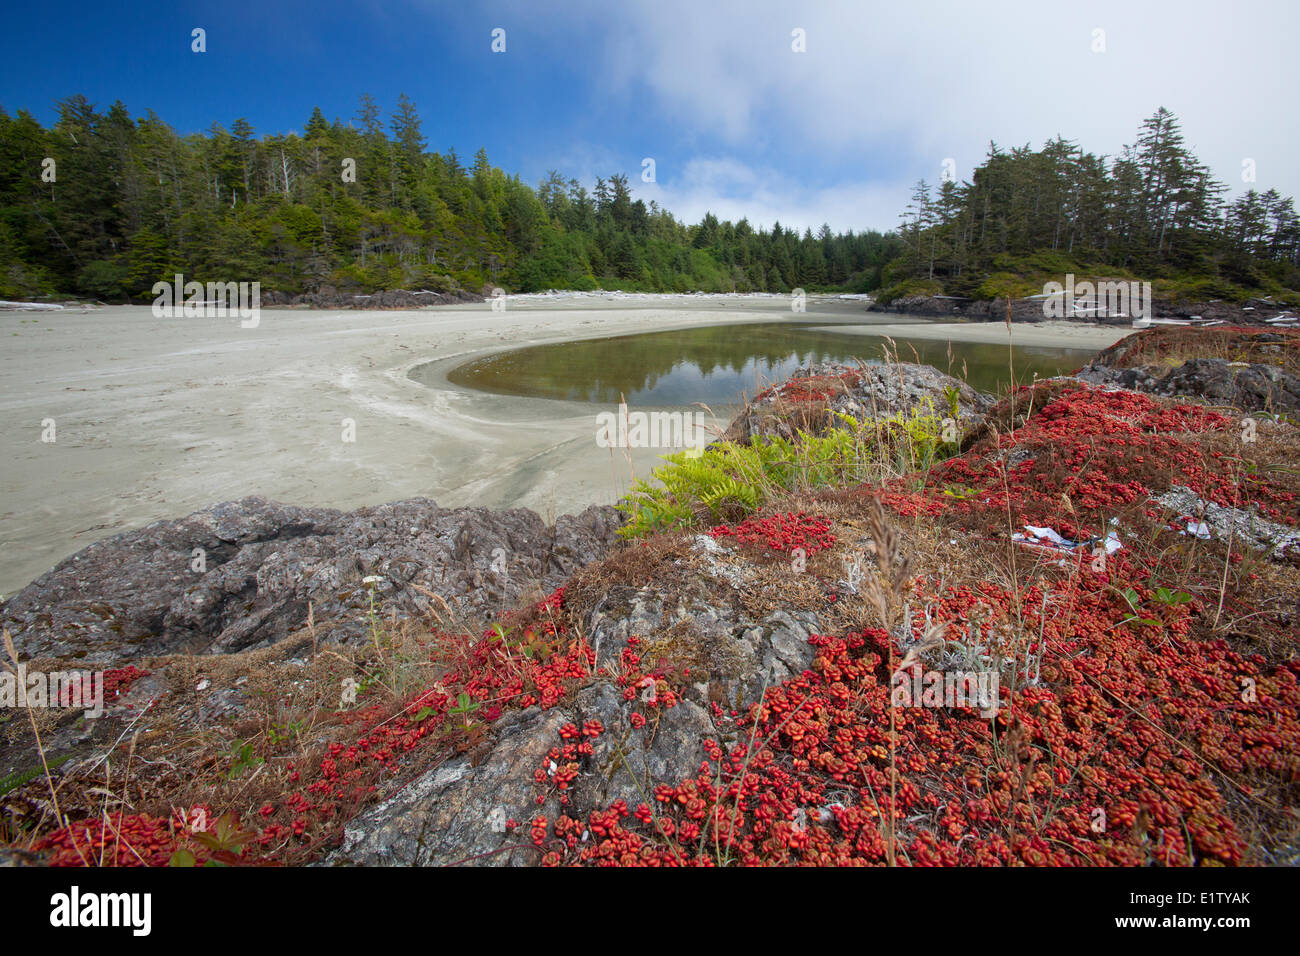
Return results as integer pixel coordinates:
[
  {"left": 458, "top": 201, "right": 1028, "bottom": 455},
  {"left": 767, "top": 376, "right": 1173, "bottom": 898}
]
[
  {"left": 327, "top": 575, "right": 822, "bottom": 866},
  {"left": 1076, "top": 358, "right": 1300, "bottom": 415},
  {"left": 328, "top": 681, "right": 717, "bottom": 867},
  {"left": 725, "top": 361, "right": 991, "bottom": 444},
  {"left": 871, "top": 294, "right": 1274, "bottom": 327},
  {"left": 1156, "top": 485, "right": 1300, "bottom": 560},
  {"left": 586, "top": 586, "right": 819, "bottom": 709},
  {"left": 260, "top": 285, "right": 484, "bottom": 309},
  {"left": 331, "top": 705, "right": 570, "bottom": 866},
  {"left": 576, "top": 683, "right": 714, "bottom": 812},
  {"left": 2, "top": 497, "right": 622, "bottom": 664}
]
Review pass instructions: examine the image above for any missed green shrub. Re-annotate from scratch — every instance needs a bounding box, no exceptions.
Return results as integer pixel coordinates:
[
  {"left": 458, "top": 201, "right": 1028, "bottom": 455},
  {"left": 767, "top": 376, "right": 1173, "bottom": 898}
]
[
  {"left": 874, "top": 278, "right": 945, "bottom": 305},
  {"left": 615, "top": 405, "right": 959, "bottom": 539}
]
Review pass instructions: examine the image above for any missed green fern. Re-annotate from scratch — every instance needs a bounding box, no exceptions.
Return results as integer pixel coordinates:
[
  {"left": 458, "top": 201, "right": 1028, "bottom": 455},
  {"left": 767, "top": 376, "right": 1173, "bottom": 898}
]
[
  {"left": 615, "top": 402, "right": 962, "bottom": 540},
  {"left": 0, "top": 753, "right": 73, "bottom": 797}
]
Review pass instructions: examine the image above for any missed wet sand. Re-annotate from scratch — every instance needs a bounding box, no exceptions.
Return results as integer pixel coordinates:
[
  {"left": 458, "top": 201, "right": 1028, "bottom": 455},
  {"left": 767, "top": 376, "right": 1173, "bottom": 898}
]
[{"left": 0, "top": 295, "right": 1130, "bottom": 594}]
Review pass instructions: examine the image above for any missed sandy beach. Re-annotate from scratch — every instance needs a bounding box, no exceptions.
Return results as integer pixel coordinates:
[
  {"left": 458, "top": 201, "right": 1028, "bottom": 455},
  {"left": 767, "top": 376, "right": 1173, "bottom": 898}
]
[{"left": 0, "top": 295, "right": 1131, "bottom": 595}]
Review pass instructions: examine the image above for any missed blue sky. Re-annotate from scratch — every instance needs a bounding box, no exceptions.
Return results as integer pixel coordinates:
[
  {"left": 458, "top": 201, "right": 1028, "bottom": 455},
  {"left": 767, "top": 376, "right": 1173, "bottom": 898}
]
[{"left": 2, "top": 0, "right": 1296, "bottom": 233}]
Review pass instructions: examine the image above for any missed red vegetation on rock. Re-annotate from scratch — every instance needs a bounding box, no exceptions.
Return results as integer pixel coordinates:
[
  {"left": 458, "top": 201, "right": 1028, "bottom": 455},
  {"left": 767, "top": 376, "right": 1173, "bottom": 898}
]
[
  {"left": 710, "top": 512, "right": 836, "bottom": 555},
  {"left": 55, "top": 665, "right": 151, "bottom": 709},
  {"left": 36, "top": 382, "right": 1300, "bottom": 867},
  {"left": 520, "top": 383, "right": 1300, "bottom": 866},
  {"left": 754, "top": 370, "right": 862, "bottom": 404}
]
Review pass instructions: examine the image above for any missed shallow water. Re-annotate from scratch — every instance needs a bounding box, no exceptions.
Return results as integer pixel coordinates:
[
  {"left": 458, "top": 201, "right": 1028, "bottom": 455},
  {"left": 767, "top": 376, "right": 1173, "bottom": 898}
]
[{"left": 432, "top": 322, "right": 1096, "bottom": 406}]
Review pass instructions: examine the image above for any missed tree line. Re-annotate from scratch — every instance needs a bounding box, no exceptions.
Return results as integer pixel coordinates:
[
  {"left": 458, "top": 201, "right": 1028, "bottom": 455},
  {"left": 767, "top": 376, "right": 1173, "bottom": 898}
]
[
  {"left": 888, "top": 107, "right": 1300, "bottom": 301},
  {"left": 0, "top": 94, "right": 895, "bottom": 301},
  {"left": 2, "top": 99, "right": 1294, "bottom": 304}
]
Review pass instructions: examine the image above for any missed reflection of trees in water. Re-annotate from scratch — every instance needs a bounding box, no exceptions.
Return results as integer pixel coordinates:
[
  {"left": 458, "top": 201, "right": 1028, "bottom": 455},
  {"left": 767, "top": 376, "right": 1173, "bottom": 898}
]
[
  {"left": 447, "top": 324, "right": 1092, "bottom": 404},
  {"left": 455, "top": 325, "right": 881, "bottom": 404}
]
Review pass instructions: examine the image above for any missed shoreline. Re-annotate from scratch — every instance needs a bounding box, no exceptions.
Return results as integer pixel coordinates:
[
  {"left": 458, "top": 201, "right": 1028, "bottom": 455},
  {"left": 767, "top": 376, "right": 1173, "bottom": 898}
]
[
  {"left": 0, "top": 298, "right": 1124, "bottom": 595},
  {"left": 811, "top": 320, "right": 1131, "bottom": 349}
]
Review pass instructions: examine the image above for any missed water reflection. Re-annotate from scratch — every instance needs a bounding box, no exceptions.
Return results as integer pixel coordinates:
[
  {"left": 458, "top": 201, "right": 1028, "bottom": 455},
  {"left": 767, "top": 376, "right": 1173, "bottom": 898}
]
[{"left": 427, "top": 323, "right": 1094, "bottom": 407}]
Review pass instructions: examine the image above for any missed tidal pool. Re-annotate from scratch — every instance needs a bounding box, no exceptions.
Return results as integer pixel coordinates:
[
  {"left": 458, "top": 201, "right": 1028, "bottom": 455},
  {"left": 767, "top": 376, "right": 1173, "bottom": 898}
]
[{"left": 434, "top": 322, "right": 1095, "bottom": 407}]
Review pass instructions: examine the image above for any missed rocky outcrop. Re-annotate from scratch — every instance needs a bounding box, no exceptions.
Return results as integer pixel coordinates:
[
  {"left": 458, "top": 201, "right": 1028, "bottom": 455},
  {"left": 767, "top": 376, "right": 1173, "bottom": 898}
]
[
  {"left": 328, "top": 580, "right": 820, "bottom": 866},
  {"left": 328, "top": 684, "right": 717, "bottom": 866},
  {"left": 259, "top": 286, "right": 484, "bottom": 309},
  {"left": 1156, "top": 486, "right": 1300, "bottom": 560},
  {"left": 1076, "top": 358, "right": 1300, "bottom": 416},
  {"left": 724, "top": 361, "right": 993, "bottom": 443},
  {"left": 871, "top": 295, "right": 1061, "bottom": 323},
  {"left": 2, "top": 497, "right": 622, "bottom": 664},
  {"left": 871, "top": 294, "right": 1289, "bottom": 327}
]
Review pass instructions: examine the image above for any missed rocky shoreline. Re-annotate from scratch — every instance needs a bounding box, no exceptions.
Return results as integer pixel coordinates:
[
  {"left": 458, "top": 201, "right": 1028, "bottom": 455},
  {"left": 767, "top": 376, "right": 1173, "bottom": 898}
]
[
  {"left": 12, "top": 329, "right": 1295, "bottom": 668},
  {"left": 871, "top": 293, "right": 1295, "bottom": 327},
  {"left": 259, "top": 286, "right": 485, "bottom": 309},
  {"left": 3, "top": 325, "right": 1298, "bottom": 868},
  {"left": 2, "top": 499, "right": 620, "bottom": 665}
]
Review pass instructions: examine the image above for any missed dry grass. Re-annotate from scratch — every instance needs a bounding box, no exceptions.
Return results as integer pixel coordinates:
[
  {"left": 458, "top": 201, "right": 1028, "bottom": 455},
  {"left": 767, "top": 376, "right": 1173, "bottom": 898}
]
[
  {"left": 560, "top": 534, "right": 692, "bottom": 627},
  {"left": 0, "top": 604, "right": 499, "bottom": 862}
]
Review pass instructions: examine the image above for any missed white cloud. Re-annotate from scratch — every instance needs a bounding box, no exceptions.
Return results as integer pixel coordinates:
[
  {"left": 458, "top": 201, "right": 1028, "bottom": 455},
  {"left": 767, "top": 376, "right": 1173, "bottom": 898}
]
[
  {"left": 506, "top": 0, "right": 1300, "bottom": 229},
  {"left": 638, "top": 157, "right": 908, "bottom": 234}
]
